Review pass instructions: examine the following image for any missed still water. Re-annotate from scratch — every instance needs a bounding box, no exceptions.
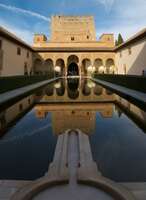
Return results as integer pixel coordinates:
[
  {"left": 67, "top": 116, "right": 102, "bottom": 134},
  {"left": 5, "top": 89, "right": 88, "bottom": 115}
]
[{"left": 0, "top": 78, "right": 146, "bottom": 182}]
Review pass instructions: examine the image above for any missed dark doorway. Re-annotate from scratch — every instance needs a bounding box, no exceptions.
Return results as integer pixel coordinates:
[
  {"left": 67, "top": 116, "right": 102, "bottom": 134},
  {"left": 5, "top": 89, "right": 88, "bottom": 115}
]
[{"left": 67, "top": 62, "right": 79, "bottom": 76}]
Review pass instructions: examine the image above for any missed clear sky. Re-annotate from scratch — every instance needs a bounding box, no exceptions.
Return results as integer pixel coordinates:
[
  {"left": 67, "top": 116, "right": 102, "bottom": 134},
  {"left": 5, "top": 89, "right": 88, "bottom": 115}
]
[{"left": 0, "top": 0, "right": 146, "bottom": 44}]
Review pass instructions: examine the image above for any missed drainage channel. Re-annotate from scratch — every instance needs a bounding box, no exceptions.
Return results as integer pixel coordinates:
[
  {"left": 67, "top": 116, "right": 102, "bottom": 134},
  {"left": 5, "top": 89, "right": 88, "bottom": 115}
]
[{"left": 33, "top": 130, "right": 114, "bottom": 200}]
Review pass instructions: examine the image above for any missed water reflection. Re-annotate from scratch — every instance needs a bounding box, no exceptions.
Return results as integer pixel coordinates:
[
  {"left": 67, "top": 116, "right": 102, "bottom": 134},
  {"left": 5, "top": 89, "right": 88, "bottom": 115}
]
[
  {"left": 94, "top": 85, "right": 103, "bottom": 96},
  {"left": 35, "top": 103, "right": 113, "bottom": 135},
  {"left": 45, "top": 84, "right": 54, "bottom": 96},
  {"left": 0, "top": 110, "right": 57, "bottom": 180},
  {"left": 37, "top": 78, "right": 115, "bottom": 103},
  {"left": 67, "top": 78, "right": 79, "bottom": 99},
  {"left": 90, "top": 106, "right": 146, "bottom": 182},
  {"left": 0, "top": 78, "right": 146, "bottom": 183},
  {"left": 56, "top": 79, "right": 65, "bottom": 96},
  {"left": 82, "top": 79, "right": 91, "bottom": 96}
]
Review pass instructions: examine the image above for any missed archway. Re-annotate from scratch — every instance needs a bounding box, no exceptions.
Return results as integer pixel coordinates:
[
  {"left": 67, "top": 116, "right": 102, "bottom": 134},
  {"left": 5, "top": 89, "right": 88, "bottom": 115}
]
[
  {"left": 44, "top": 59, "right": 54, "bottom": 77},
  {"left": 82, "top": 59, "right": 92, "bottom": 76},
  {"left": 67, "top": 55, "right": 79, "bottom": 66},
  {"left": 94, "top": 59, "right": 104, "bottom": 74},
  {"left": 33, "top": 59, "right": 43, "bottom": 75},
  {"left": 106, "top": 59, "right": 115, "bottom": 74},
  {"left": 55, "top": 59, "right": 65, "bottom": 77},
  {"left": 67, "top": 62, "right": 79, "bottom": 76},
  {"left": 67, "top": 55, "right": 79, "bottom": 76}
]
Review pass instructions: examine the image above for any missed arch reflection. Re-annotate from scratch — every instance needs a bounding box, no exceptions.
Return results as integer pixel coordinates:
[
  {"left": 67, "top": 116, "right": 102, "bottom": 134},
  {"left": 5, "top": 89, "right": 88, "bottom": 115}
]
[
  {"left": 82, "top": 79, "right": 91, "bottom": 96},
  {"left": 67, "top": 78, "right": 79, "bottom": 99},
  {"left": 45, "top": 83, "right": 54, "bottom": 96},
  {"left": 94, "top": 85, "right": 103, "bottom": 95},
  {"left": 56, "top": 79, "right": 65, "bottom": 96}
]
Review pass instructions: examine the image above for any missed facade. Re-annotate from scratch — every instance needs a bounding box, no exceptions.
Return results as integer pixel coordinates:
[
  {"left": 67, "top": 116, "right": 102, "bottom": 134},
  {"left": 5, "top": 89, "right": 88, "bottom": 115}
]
[
  {"left": 50, "top": 16, "right": 96, "bottom": 42},
  {"left": 0, "top": 27, "right": 33, "bottom": 76},
  {"left": 115, "top": 28, "right": 146, "bottom": 75},
  {"left": 0, "top": 16, "right": 146, "bottom": 77},
  {"left": 33, "top": 16, "right": 116, "bottom": 76}
]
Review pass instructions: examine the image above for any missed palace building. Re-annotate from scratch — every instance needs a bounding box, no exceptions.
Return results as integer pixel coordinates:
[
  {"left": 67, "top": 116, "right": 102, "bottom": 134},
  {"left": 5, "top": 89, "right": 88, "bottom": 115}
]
[
  {"left": 0, "top": 15, "right": 146, "bottom": 77},
  {"left": 33, "top": 15, "right": 115, "bottom": 77}
]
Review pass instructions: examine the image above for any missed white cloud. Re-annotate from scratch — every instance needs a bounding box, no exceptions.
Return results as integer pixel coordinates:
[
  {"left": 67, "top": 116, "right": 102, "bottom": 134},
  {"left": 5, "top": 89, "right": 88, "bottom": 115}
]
[
  {"left": 96, "top": 0, "right": 146, "bottom": 40},
  {"left": 0, "top": 3, "right": 50, "bottom": 22},
  {"left": 95, "top": 0, "right": 115, "bottom": 12}
]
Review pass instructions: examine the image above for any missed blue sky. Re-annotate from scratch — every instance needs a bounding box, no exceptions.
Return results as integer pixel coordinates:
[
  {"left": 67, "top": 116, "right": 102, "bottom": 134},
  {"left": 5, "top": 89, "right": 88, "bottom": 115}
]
[{"left": 0, "top": 0, "right": 146, "bottom": 44}]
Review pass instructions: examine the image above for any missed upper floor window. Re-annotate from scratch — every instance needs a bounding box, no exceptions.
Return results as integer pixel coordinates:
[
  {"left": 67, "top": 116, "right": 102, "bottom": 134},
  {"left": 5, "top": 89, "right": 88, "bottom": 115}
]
[
  {"left": 128, "top": 47, "right": 132, "bottom": 55},
  {"left": 17, "top": 47, "right": 21, "bottom": 55},
  {"left": 27, "top": 51, "right": 29, "bottom": 58},
  {"left": 0, "top": 40, "right": 2, "bottom": 49},
  {"left": 120, "top": 51, "right": 122, "bottom": 58},
  {"left": 71, "top": 37, "right": 75, "bottom": 41},
  {"left": 87, "top": 35, "right": 89, "bottom": 39}
]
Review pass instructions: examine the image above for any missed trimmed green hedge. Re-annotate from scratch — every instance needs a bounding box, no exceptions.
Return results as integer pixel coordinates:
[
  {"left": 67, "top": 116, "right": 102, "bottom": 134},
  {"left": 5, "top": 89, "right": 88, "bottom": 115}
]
[
  {"left": 93, "top": 74, "right": 146, "bottom": 93},
  {"left": 0, "top": 75, "right": 52, "bottom": 94}
]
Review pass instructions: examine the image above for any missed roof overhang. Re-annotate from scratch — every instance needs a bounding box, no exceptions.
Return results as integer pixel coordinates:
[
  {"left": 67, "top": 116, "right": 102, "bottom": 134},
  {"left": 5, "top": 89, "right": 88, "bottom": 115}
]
[
  {"left": 115, "top": 28, "right": 146, "bottom": 51},
  {"left": 33, "top": 47, "right": 115, "bottom": 53}
]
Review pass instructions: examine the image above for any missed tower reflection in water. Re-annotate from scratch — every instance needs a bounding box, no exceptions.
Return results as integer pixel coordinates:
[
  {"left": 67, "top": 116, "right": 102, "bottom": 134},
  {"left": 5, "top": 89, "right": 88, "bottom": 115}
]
[{"left": 35, "top": 78, "right": 113, "bottom": 135}]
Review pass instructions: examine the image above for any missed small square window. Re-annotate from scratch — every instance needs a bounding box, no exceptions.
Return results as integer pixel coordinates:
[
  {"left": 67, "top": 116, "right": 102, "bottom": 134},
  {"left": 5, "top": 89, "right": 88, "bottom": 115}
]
[{"left": 17, "top": 47, "right": 21, "bottom": 55}]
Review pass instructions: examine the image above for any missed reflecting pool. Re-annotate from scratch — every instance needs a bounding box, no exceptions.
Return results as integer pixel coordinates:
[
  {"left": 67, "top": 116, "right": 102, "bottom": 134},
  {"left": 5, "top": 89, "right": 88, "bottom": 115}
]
[{"left": 0, "top": 78, "right": 146, "bottom": 182}]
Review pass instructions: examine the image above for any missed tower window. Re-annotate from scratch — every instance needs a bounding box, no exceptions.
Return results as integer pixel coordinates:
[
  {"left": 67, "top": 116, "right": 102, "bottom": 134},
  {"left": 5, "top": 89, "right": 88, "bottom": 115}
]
[
  {"left": 71, "top": 37, "right": 75, "bottom": 41},
  {"left": 87, "top": 35, "right": 89, "bottom": 39}
]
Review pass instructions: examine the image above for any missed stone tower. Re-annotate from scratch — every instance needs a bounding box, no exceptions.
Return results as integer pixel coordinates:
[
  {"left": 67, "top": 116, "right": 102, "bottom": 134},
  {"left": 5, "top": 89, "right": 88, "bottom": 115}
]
[{"left": 50, "top": 15, "right": 96, "bottom": 42}]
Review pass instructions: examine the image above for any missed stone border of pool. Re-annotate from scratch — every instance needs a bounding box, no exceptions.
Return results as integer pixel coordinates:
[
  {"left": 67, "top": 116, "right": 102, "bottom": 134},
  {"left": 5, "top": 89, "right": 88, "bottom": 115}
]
[
  {"left": 11, "top": 178, "right": 68, "bottom": 200},
  {"left": 11, "top": 129, "right": 136, "bottom": 200},
  {"left": 78, "top": 176, "right": 136, "bottom": 200},
  {"left": 0, "top": 77, "right": 59, "bottom": 112},
  {"left": 91, "top": 78, "right": 146, "bottom": 111}
]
